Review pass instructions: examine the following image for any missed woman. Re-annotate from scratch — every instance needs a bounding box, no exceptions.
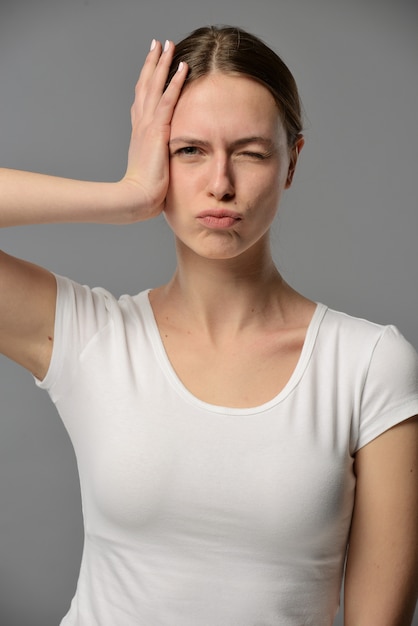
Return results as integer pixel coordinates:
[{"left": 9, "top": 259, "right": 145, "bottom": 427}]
[{"left": 0, "top": 26, "right": 417, "bottom": 626}]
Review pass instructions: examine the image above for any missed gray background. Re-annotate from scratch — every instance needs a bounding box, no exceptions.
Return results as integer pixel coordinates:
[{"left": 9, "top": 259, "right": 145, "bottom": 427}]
[{"left": 0, "top": 0, "right": 417, "bottom": 624}]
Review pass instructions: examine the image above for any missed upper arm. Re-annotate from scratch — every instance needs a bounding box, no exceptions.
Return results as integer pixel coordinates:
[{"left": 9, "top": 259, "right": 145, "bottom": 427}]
[
  {"left": 0, "top": 250, "right": 57, "bottom": 379},
  {"left": 345, "top": 415, "right": 418, "bottom": 626}
]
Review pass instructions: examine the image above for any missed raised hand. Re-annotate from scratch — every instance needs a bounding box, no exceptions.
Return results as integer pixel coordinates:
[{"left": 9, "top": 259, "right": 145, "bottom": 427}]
[
  {"left": 0, "top": 40, "right": 187, "bottom": 228},
  {"left": 122, "top": 39, "right": 188, "bottom": 220},
  {"left": 0, "top": 39, "right": 187, "bottom": 378}
]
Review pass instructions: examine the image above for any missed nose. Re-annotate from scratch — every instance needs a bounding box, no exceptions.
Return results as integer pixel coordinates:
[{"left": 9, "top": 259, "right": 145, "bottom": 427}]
[{"left": 206, "top": 154, "right": 235, "bottom": 202}]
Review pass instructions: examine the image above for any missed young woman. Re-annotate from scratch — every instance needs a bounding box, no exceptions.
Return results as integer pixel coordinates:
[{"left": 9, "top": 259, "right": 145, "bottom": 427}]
[{"left": 1, "top": 26, "right": 417, "bottom": 626}]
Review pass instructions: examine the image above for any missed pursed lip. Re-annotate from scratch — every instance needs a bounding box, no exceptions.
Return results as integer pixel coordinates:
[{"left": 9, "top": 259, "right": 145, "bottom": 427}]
[{"left": 196, "top": 209, "right": 242, "bottom": 220}]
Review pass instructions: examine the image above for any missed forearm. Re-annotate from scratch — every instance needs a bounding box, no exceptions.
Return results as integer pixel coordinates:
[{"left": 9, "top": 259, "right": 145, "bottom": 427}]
[
  {"left": 0, "top": 42, "right": 188, "bottom": 230},
  {"left": 0, "top": 168, "right": 147, "bottom": 228},
  {"left": 344, "top": 566, "right": 417, "bottom": 626}
]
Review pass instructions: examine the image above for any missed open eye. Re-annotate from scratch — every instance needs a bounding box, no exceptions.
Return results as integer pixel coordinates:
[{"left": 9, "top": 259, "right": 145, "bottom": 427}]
[{"left": 173, "top": 146, "right": 202, "bottom": 157}]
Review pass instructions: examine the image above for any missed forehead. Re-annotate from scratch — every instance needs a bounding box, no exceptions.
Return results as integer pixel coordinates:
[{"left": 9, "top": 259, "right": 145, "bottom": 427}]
[{"left": 171, "top": 73, "right": 284, "bottom": 141}]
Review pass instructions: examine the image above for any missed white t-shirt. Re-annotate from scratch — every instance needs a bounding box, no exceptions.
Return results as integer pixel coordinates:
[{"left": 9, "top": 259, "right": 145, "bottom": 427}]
[{"left": 36, "top": 275, "right": 418, "bottom": 626}]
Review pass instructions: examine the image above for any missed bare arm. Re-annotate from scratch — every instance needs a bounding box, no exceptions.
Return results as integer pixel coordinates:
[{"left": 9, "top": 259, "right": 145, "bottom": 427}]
[
  {"left": 0, "top": 41, "right": 187, "bottom": 227},
  {"left": 344, "top": 415, "right": 418, "bottom": 626},
  {"left": 0, "top": 171, "right": 142, "bottom": 227},
  {"left": 0, "top": 40, "right": 188, "bottom": 377}
]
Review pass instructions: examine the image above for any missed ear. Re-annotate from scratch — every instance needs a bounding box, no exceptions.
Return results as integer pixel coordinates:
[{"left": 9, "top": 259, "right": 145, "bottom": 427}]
[{"left": 285, "top": 135, "right": 305, "bottom": 188}]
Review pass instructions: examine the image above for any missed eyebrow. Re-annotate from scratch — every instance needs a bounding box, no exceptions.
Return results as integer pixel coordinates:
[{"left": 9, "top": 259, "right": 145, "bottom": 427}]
[{"left": 169, "top": 136, "right": 277, "bottom": 150}]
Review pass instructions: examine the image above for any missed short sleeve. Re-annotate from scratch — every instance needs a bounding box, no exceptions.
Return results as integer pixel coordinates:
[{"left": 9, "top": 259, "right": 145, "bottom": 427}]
[
  {"left": 35, "top": 274, "right": 115, "bottom": 401},
  {"left": 355, "top": 325, "right": 418, "bottom": 451}
]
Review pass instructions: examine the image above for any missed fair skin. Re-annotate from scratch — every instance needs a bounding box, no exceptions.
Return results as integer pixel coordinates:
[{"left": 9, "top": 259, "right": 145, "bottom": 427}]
[
  {"left": 345, "top": 416, "right": 418, "bottom": 625},
  {"left": 0, "top": 40, "right": 417, "bottom": 623},
  {"left": 150, "top": 71, "right": 313, "bottom": 408}
]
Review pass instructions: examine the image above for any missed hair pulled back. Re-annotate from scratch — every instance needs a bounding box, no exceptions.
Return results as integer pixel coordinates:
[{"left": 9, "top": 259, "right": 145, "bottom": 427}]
[{"left": 167, "top": 25, "right": 303, "bottom": 147}]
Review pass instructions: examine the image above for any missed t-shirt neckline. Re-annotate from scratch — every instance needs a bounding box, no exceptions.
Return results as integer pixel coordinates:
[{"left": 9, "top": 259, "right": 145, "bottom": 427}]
[{"left": 140, "top": 290, "right": 328, "bottom": 416}]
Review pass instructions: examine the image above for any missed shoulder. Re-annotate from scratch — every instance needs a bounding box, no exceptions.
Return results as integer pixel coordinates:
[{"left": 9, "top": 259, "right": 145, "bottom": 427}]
[
  {"left": 316, "top": 305, "right": 418, "bottom": 412},
  {"left": 320, "top": 306, "right": 417, "bottom": 364},
  {"left": 322, "top": 306, "right": 388, "bottom": 340},
  {"left": 318, "top": 307, "right": 418, "bottom": 451},
  {"left": 54, "top": 276, "right": 157, "bottom": 353},
  {"left": 55, "top": 274, "right": 151, "bottom": 319},
  {"left": 38, "top": 277, "right": 154, "bottom": 393}
]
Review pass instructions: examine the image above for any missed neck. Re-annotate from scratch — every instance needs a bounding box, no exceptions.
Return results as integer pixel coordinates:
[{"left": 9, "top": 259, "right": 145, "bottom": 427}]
[{"left": 158, "top": 238, "right": 293, "bottom": 335}]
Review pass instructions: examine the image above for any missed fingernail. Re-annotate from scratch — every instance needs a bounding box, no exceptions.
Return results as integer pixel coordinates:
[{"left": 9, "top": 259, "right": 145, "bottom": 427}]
[
  {"left": 150, "top": 39, "right": 156, "bottom": 51},
  {"left": 164, "top": 40, "right": 170, "bottom": 52},
  {"left": 177, "top": 61, "right": 184, "bottom": 72}
]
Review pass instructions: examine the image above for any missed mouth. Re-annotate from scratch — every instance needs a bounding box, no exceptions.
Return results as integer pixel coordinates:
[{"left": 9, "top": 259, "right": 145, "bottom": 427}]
[{"left": 196, "top": 209, "right": 242, "bottom": 229}]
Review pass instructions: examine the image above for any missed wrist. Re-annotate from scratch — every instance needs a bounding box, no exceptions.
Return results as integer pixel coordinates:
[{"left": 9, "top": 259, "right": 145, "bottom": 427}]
[{"left": 115, "top": 178, "right": 163, "bottom": 223}]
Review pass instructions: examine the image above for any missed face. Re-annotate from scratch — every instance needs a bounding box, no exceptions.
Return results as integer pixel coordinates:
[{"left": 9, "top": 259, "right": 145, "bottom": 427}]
[{"left": 165, "top": 72, "right": 301, "bottom": 261}]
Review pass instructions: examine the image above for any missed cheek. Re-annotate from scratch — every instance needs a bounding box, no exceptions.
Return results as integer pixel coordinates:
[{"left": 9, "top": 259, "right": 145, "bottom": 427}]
[
  {"left": 166, "top": 161, "right": 195, "bottom": 203},
  {"left": 246, "top": 171, "right": 282, "bottom": 215},
  {"left": 163, "top": 167, "right": 193, "bottom": 232},
  {"left": 164, "top": 164, "right": 182, "bottom": 213}
]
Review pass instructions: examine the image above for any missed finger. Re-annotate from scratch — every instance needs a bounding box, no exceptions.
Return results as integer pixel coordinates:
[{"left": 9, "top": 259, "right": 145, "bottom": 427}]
[
  {"left": 152, "top": 60, "right": 188, "bottom": 127},
  {"left": 131, "top": 39, "right": 164, "bottom": 119},
  {"left": 140, "top": 40, "right": 177, "bottom": 117}
]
